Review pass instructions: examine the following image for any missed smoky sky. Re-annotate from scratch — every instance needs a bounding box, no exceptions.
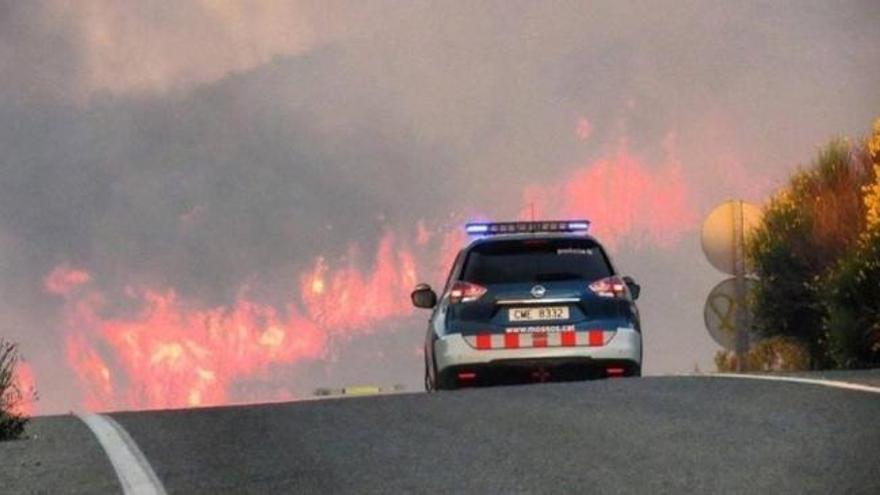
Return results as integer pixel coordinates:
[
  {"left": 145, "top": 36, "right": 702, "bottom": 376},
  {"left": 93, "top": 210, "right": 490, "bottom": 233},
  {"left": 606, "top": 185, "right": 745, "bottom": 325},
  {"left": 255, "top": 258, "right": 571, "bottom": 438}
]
[{"left": 2, "top": 0, "right": 879, "bottom": 412}]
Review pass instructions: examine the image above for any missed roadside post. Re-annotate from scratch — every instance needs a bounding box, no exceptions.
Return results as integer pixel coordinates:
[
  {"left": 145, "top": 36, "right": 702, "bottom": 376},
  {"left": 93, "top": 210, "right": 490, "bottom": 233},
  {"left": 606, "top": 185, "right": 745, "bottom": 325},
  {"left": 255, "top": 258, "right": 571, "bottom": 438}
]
[{"left": 701, "top": 200, "right": 762, "bottom": 371}]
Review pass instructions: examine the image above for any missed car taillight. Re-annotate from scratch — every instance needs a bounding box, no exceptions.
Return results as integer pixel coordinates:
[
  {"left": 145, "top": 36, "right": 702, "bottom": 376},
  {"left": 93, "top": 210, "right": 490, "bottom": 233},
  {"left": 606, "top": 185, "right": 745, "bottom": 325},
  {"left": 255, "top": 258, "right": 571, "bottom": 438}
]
[
  {"left": 448, "top": 281, "right": 487, "bottom": 304},
  {"left": 589, "top": 275, "right": 628, "bottom": 299}
]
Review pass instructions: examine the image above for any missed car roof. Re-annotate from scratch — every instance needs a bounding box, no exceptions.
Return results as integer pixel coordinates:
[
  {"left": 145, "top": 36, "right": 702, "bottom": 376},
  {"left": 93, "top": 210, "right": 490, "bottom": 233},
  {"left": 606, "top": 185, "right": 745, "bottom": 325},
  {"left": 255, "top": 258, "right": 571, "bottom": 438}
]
[
  {"left": 456, "top": 232, "right": 619, "bottom": 277},
  {"left": 464, "top": 232, "right": 604, "bottom": 251}
]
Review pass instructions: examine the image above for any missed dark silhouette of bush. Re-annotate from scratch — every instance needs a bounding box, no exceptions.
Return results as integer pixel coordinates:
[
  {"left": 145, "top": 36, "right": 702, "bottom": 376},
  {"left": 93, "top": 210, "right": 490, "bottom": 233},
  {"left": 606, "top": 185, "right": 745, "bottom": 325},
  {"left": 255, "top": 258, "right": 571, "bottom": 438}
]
[{"left": 0, "top": 339, "right": 33, "bottom": 441}]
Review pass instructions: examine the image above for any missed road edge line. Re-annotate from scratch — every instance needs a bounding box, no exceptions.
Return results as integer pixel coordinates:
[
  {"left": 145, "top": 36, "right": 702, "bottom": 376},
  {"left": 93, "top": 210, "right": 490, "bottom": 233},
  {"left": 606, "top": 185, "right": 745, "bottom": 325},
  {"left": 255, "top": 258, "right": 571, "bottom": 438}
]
[
  {"left": 707, "top": 373, "right": 880, "bottom": 395},
  {"left": 76, "top": 413, "right": 168, "bottom": 495}
]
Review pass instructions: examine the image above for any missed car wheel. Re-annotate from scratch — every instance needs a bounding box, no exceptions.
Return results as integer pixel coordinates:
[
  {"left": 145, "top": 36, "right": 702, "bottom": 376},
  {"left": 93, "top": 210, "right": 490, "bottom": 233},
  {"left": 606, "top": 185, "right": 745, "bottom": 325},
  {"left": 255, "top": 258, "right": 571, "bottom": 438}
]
[
  {"left": 434, "top": 370, "right": 458, "bottom": 391},
  {"left": 628, "top": 364, "right": 642, "bottom": 377}
]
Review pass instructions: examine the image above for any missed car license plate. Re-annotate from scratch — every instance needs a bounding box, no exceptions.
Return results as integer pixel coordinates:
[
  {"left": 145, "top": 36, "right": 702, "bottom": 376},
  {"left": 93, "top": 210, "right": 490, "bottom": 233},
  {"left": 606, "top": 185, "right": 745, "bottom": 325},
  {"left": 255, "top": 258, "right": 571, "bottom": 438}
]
[{"left": 509, "top": 306, "right": 569, "bottom": 322}]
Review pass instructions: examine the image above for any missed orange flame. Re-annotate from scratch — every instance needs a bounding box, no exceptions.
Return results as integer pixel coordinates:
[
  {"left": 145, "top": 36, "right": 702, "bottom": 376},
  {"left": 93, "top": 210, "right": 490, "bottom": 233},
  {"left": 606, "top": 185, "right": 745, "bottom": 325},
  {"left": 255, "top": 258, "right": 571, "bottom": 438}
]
[
  {"left": 61, "top": 286, "right": 330, "bottom": 410},
  {"left": 300, "top": 233, "right": 416, "bottom": 332},
  {"left": 522, "top": 144, "right": 697, "bottom": 248},
  {"left": 9, "top": 361, "right": 36, "bottom": 416},
  {"left": 55, "top": 232, "right": 422, "bottom": 411},
  {"left": 66, "top": 333, "right": 114, "bottom": 411}
]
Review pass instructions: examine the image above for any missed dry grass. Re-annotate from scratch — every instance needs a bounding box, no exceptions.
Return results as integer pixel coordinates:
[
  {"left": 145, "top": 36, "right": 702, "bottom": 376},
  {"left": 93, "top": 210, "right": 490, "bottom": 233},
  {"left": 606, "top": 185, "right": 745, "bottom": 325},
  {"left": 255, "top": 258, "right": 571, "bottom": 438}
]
[{"left": 714, "top": 337, "right": 811, "bottom": 372}]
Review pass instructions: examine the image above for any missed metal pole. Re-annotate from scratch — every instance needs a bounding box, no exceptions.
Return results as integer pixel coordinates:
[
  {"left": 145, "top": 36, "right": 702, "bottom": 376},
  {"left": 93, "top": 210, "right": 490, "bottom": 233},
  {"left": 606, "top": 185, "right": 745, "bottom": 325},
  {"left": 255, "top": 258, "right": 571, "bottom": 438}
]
[{"left": 733, "top": 200, "right": 749, "bottom": 372}]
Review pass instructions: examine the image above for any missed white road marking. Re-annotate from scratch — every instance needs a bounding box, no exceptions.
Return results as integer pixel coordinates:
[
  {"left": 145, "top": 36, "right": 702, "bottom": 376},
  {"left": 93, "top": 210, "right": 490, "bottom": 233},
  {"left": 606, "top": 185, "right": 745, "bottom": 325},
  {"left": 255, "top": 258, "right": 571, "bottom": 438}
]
[
  {"left": 709, "top": 373, "right": 880, "bottom": 395},
  {"left": 77, "top": 413, "right": 168, "bottom": 495}
]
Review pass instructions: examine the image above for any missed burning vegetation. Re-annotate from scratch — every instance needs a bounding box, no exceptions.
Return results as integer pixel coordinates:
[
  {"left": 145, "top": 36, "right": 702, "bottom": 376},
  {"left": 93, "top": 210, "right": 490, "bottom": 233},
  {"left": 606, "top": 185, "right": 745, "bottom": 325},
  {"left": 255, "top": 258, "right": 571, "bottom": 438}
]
[{"left": 50, "top": 145, "right": 698, "bottom": 412}]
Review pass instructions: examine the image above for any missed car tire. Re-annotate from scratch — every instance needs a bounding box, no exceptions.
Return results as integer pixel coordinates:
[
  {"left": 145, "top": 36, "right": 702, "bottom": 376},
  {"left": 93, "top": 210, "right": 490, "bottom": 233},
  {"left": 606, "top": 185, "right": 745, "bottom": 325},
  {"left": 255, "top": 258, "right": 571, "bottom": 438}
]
[
  {"left": 434, "top": 370, "right": 459, "bottom": 391},
  {"left": 628, "top": 364, "right": 642, "bottom": 377}
]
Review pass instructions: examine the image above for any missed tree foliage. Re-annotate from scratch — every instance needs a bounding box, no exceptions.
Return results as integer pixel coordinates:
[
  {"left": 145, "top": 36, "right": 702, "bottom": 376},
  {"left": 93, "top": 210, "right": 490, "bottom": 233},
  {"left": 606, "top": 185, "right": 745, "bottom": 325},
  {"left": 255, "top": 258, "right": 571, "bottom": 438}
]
[
  {"left": 746, "top": 119, "right": 880, "bottom": 369},
  {"left": 823, "top": 121, "right": 880, "bottom": 368},
  {"left": 0, "top": 339, "right": 32, "bottom": 441}
]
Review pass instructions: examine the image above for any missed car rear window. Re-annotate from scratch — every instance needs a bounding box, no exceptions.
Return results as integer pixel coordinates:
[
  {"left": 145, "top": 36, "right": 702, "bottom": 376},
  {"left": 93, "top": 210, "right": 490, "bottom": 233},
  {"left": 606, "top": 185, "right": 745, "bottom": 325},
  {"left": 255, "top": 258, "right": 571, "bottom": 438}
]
[{"left": 461, "top": 238, "right": 613, "bottom": 285}]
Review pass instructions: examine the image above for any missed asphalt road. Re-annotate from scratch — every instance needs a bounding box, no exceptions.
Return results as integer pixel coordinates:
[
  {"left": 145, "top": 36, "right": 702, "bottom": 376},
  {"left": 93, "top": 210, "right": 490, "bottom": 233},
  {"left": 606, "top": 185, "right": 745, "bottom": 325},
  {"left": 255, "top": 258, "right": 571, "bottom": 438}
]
[{"left": 3, "top": 374, "right": 879, "bottom": 494}]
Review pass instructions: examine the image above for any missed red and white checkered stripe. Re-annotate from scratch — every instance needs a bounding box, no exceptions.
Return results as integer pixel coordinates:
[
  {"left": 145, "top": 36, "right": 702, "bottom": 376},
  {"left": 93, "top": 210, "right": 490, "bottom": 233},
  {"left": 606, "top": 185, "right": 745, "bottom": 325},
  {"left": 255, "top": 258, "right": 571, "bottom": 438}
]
[{"left": 464, "top": 330, "right": 614, "bottom": 350}]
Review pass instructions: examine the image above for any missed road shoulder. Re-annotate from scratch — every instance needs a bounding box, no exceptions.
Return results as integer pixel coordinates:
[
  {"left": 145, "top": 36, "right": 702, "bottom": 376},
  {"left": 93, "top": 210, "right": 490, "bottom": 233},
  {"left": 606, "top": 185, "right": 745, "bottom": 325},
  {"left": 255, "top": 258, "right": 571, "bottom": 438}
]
[{"left": 0, "top": 415, "right": 122, "bottom": 495}]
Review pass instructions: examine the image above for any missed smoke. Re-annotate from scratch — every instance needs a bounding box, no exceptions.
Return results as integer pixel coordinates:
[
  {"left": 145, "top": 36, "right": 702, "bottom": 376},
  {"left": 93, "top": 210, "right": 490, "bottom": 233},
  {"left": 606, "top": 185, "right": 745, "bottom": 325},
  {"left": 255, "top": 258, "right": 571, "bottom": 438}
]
[
  {"left": 1, "top": 0, "right": 878, "bottom": 413},
  {"left": 1, "top": 0, "right": 331, "bottom": 98}
]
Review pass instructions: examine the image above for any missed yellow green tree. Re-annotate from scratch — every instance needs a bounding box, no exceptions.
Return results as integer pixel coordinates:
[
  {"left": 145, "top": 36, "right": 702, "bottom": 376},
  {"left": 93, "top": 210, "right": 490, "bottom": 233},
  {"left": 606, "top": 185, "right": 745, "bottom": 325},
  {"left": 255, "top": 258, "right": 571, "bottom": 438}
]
[
  {"left": 745, "top": 119, "right": 879, "bottom": 369},
  {"left": 822, "top": 119, "right": 880, "bottom": 367}
]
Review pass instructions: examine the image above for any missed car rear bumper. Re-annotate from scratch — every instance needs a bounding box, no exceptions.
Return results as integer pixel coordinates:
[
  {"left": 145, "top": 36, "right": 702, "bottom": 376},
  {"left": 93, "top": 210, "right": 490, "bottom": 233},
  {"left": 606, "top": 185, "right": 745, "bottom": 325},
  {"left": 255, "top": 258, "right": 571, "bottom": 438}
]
[{"left": 434, "top": 326, "right": 642, "bottom": 385}]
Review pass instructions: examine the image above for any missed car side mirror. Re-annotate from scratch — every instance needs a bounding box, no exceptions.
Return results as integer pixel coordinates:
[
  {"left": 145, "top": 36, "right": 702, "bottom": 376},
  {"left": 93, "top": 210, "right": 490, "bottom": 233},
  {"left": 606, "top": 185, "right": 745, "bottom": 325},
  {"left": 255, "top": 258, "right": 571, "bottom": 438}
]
[
  {"left": 411, "top": 283, "right": 438, "bottom": 309},
  {"left": 623, "top": 276, "right": 641, "bottom": 300}
]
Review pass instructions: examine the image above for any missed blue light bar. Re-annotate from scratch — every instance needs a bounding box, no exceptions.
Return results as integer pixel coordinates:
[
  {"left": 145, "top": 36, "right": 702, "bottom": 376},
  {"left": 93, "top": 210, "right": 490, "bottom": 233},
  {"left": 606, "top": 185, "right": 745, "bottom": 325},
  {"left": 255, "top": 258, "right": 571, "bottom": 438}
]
[{"left": 465, "top": 220, "right": 591, "bottom": 236}]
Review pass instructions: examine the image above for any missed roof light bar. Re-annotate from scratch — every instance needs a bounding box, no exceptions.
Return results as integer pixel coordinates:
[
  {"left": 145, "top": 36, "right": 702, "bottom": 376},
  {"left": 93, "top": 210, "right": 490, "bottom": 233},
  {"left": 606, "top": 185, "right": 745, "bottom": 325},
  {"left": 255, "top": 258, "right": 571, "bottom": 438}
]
[
  {"left": 465, "top": 224, "right": 490, "bottom": 234},
  {"left": 465, "top": 220, "right": 591, "bottom": 236}
]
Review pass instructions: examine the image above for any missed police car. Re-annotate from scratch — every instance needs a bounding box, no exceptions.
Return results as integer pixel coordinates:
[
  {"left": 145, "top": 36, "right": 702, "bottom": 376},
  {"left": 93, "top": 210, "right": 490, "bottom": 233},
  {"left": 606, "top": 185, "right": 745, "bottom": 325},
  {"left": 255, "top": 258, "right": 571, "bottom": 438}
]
[{"left": 411, "top": 220, "right": 642, "bottom": 391}]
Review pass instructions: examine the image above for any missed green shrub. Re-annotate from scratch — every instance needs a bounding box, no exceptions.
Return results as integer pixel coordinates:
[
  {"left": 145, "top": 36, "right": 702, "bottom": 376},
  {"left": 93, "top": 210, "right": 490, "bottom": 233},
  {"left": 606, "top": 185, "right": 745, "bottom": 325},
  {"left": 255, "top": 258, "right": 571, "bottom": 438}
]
[
  {"left": 747, "top": 130, "right": 877, "bottom": 369},
  {"left": 749, "top": 194, "right": 826, "bottom": 363}
]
